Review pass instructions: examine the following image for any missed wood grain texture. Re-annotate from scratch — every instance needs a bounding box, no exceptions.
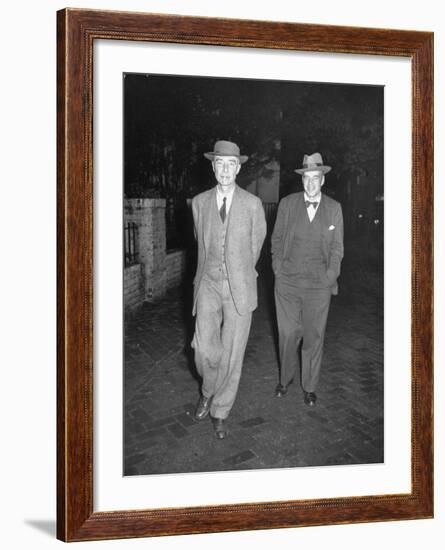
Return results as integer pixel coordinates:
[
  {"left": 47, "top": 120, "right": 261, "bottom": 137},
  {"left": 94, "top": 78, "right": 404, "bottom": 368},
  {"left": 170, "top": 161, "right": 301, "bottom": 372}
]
[{"left": 56, "top": 8, "right": 434, "bottom": 542}]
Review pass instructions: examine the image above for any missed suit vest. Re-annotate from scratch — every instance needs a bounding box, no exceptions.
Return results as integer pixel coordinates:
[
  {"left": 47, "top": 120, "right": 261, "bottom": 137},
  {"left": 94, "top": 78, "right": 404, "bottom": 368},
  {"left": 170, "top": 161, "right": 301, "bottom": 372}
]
[
  {"left": 203, "top": 197, "right": 229, "bottom": 282},
  {"left": 281, "top": 209, "right": 329, "bottom": 288}
]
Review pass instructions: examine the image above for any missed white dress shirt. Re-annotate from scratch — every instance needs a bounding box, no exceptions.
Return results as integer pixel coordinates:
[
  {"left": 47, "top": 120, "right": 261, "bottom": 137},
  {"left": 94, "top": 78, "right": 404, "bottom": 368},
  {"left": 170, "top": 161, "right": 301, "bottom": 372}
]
[
  {"left": 304, "top": 192, "right": 322, "bottom": 222},
  {"left": 216, "top": 185, "right": 235, "bottom": 216}
]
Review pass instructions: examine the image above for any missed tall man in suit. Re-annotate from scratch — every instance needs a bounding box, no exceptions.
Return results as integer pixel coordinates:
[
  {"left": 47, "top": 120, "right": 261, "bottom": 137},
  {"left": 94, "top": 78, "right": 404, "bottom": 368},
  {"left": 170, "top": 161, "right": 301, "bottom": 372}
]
[
  {"left": 271, "top": 153, "right": 344, "bottom": 407},
  {"left": 191, "top": 140, "right": 267, "bottom": 439}
]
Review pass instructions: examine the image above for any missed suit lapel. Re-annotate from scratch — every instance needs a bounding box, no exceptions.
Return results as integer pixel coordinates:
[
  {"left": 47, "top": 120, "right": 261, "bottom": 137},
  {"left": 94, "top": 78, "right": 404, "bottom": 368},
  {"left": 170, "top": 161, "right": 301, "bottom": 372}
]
[
  {"left": 297, "top": 193, "right": 306, "bottom": 222},
  {"left": 203, "top": 188, "right": 216, "bottom": 250},
  {"left": 291, "top": 193, "right": 305, "bottom": 233},
  {"left": 224, "top": 184, "right": 244, "bottom": 252},
  {"left": 282, "top": 194, "right": 300, "bottom": 259},
  {"left": 226, "top": 185, "right": 242, "bottom": 241},
  {"left": 317, "top": 194, "right": 329, "bottom": 229}
]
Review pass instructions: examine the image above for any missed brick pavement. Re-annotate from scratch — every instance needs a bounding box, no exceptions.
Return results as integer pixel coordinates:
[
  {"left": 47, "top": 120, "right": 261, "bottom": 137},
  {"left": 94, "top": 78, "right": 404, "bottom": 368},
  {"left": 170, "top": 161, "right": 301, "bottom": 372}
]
[{"left": 124, "top": 251, "right": 383, "bottom": 476}]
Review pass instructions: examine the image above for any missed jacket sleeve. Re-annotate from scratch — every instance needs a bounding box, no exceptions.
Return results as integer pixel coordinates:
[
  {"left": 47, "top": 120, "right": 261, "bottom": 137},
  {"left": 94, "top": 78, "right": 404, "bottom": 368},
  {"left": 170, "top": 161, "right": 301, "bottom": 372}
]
[
  {"left": 191, "top": 197, "right": 199, "bottom": 240},
  {"left": 271, "top": 198, "right": 286, "bottom": 274},
  {"left": 252, "top": 198, "right": 267, "bottom": 265},
  {"left": 326, "top": 203, "right": 344, "bottom": 282}
]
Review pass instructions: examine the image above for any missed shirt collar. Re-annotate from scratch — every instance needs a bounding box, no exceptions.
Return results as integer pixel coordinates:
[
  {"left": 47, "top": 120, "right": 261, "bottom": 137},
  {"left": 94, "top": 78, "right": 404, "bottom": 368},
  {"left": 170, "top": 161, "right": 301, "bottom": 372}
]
[
  {"left": 216, "top": 185, "right": 235, "bottom": 201},
  {"left": 304, "top": 192, "right": 322, "bottom": 204}
]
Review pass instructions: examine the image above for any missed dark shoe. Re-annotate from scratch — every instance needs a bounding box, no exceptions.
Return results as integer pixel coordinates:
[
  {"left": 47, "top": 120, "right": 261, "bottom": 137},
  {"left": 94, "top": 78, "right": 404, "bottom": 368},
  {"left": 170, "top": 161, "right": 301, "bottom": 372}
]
[
  {"left": 275, "top": 383, "right": 289, "bottom": 398},
  {"left": 275, "top": 378, "right": 293, "bottom": 397},
  {"left": 194, "top": 395, "right": 213, "bottom": 421},
  {"left": 211, "top": 417, "right": 228, "bottom": 440},
  {"left": 303, "top": 391, "right": 317, "bottom": 407}
]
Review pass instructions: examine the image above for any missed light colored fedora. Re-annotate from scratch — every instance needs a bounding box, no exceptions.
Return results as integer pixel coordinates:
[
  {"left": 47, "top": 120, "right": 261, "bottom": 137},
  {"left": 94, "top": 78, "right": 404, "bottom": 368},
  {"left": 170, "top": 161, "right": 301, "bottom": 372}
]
[
  {"left": 204, "top": 140, "right": 248, "bottom": 164},
  {"left": 294, "top": 152, "right": 331, "bottom": 175}
]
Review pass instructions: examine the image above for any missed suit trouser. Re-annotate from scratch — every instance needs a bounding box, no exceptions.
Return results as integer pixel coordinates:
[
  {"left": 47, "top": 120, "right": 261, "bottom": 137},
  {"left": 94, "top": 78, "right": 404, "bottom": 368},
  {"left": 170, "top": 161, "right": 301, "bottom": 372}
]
[
  {"left": 275, "top": 274, "right": 331, "bottom": 393},
  {"left": 192, "top": 276, "right": 252, "bottom": 419}
]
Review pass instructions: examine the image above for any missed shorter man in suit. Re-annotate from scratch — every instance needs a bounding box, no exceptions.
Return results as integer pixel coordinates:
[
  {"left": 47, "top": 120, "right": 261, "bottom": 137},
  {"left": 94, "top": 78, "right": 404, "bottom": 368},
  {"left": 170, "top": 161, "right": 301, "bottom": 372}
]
[
  {"left": 271, "top": 153, "right": 344, "bottom": 406},
  {"left": 191, "top": 140, "right": 267, "bottom": 439}
]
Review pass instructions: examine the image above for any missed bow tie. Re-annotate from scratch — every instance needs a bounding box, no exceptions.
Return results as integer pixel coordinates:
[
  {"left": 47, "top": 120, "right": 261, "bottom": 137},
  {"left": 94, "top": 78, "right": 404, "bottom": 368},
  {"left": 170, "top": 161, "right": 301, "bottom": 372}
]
[{"left": 305, "top": 201, "right": 319, "bottom": 209}]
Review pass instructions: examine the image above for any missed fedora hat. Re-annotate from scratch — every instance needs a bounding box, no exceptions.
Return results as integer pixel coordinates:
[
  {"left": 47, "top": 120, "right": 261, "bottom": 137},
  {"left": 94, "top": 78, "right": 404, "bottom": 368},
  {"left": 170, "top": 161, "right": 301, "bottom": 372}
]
[
  {"left": 294, "top": 152, "right": 331, "bottom": 175},
  {"left": 204, "top": 140, "right": 248, "bottom": 164}
]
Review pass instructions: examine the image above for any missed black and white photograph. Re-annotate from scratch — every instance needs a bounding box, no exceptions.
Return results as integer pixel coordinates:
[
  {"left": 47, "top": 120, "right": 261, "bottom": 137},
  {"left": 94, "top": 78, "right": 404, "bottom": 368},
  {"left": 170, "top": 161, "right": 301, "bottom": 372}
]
[
  {"left": 3, "top": 0, "right": 440, "bottom": 547},
  {"left": 123, "top": 73, "right": 384, "bottom": 476}
]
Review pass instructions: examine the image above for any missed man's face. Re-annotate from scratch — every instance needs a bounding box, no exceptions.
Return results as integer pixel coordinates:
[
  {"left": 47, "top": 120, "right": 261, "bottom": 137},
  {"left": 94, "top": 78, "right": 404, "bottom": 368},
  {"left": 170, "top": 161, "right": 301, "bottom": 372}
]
[
  {"left": 212, "top": 155, "right": 240, "bottom": 188},
  {"left": 302, "top": 170, "right": 324, "bottom": 198}
]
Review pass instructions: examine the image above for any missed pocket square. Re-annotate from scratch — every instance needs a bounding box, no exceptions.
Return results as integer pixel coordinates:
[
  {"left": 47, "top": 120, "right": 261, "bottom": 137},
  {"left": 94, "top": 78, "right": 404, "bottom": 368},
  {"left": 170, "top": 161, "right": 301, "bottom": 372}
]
[{"left": 328, "top": 225, "right": 335, "bottom": 230}]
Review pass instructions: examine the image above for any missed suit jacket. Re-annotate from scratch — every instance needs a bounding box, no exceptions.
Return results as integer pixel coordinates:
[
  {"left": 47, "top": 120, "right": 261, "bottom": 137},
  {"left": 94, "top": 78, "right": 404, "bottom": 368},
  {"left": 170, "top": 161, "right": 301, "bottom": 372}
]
[
  {"left": 271, "top": 192, "right": 344, "bottom": 295},
  {"left": 192, "top": 184, "right": 267, "bottom": 315}
]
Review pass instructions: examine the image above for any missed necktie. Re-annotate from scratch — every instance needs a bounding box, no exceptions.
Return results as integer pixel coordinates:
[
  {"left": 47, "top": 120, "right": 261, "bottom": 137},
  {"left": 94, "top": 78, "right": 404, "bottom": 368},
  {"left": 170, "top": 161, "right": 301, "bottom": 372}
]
[
  {"left": 219, "top": 197, "right": 226, "bottom": 222},
  {"left": 305, "top": 200, "right": 319, "bottom": 209}
]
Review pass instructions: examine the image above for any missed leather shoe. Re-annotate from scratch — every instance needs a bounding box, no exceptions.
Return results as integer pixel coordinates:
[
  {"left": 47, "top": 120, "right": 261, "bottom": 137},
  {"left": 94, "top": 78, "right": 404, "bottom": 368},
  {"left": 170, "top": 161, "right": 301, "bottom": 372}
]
[
  {"left": 275, "top": 378, "right": 293, "bottom": 397},
  {"left": 303, "top": 391, "right": 317, "bottom": 407},
  {"left": 275, "top": 383, "right": 289, "bottom": 397},
  {"left": 211, "top": 417, "right": 228, "bottom": 440},
  {"left": 194, "top": 395, "right": 213, "bottom": 421}
]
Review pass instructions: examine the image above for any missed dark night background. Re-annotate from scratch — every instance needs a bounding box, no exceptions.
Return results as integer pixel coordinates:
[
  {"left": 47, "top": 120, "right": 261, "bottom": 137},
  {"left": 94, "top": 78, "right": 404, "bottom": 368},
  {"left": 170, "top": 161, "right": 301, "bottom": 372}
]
[{"left": 124, "top": 73, "right": 383, "bottom": 262}]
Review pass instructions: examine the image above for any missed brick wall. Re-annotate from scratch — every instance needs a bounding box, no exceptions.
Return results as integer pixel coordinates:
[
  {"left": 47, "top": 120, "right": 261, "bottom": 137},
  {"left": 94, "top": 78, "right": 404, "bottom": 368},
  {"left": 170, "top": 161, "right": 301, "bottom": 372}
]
[
  {"left": 124, "top": 198, "right": 167, "bottom": 303},
  {"left": 124, "top": 263, "right": 144, "bottom": 313},
  {"left": 165, "top": 249, "right": 187, "bottom": 289},
  {"left": 124, "top": 199, "right": 188, "bottom": 310}
]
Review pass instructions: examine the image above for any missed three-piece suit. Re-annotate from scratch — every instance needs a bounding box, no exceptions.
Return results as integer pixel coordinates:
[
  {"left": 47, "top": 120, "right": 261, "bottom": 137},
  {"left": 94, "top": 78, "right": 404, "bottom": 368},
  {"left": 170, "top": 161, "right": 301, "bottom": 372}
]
[
  {"left": 271, "top": 192, "right": 344, "bottom": 393},
  {"left": 191, "top": 184, "right": 267, "bottom": 419}
]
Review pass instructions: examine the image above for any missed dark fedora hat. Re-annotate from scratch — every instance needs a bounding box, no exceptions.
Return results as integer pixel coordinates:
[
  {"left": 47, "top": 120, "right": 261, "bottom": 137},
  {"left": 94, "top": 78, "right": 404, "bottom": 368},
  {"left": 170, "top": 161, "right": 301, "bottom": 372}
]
[
  {"left": 204, "top": 140, "right": 248, "bottom": 163},
  {"left": 294, "top": 152, "right": 331, "bottom": 175}
]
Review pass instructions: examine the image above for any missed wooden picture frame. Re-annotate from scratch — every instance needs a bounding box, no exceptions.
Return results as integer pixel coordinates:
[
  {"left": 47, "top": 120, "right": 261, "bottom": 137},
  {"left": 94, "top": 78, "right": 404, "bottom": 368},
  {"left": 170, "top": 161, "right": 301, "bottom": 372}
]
[{"left": 57, "top": 8, "right": 433, "bottom": 542}]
